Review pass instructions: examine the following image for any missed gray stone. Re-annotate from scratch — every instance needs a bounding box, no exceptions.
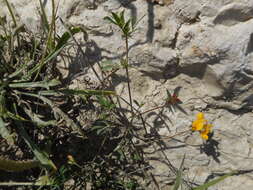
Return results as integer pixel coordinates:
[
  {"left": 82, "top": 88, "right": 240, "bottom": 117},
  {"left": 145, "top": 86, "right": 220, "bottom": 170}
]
[{"left": 1, "top": 0, "right": 253, "bottom": 189}]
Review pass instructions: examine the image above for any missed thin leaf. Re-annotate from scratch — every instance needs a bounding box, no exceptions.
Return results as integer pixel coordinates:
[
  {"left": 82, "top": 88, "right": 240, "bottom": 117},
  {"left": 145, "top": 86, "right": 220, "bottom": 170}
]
[
  {"left": 132, "top": 14, "right": 145, "bottom": 30},
  {"left": 174, "top": 104, "right": 188, "bottom": 115},
  {"left": 56, "top": 26, "right": 86, "bottom": 50},
  {"left": 104, "top": 16, "right": 117, "bottom": 25},
  {"left": 31, "top": 10, "right": 55, "bottom": 81},
  {"left": 4, "top": 0, "right": 17, "bottom": 27},
  {"left": 123, "top": 19, "right": 131, "bottom": 36},
  {"left": 93, "top": 126, "right": 108, "bottom": 135},
  {"left": 91, "top": 120, "right": 109, "bottom": 135},
  {"left": 131, "top": 17, "right": 137, "bottom": 30},
  {"left": 9, "top": 79, "right": 61, "bottom": 89},
  {"left": 38, "top": 0, "right": 49, "bottom": 31},
  {"left": 112, "top": 12, "right": 121, "bottom": 27},
  {"left": 39, "top": 89, "right": 116, "bottom": 96},
  {"left": 119, "top": 10, "right": 125, "bottom": 28},
  {"left": 173, "top": 86, "right": 182, "bottom": 97},
  {"left": 44, "top": 27, "right": 86, "bottom": 63},
  {"left": 29, "top": 27, "right": 86, "bottom": 77},
  {"left": 193, "top": 171, "right": 237, "bottom": 190},
  {"left": 0, "top": 181, "right": 48, "bottom": 186},
  {"left": 173, "top": 154, "right": 185, "bottom": 190},
  {"left": 167, "top": 90, "right": 172, "bottom": 99},
  {"left": 133, "top": 100, "right": 141, "bottom": 107},
  {"left": 15, "top": 120, "right": 57, "bottom": 171}
]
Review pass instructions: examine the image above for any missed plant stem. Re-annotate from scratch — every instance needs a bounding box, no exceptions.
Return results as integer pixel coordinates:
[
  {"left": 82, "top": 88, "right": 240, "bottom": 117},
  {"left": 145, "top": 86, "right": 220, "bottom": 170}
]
[
  {"left": 139, "top": 104, "right": 166, "bottom": 116},
  {"left": 125, "top": 36, "right": 133, "bottom": 114},
  {"left": 4, "top": 0, "right": 17, "bottom": 27}
]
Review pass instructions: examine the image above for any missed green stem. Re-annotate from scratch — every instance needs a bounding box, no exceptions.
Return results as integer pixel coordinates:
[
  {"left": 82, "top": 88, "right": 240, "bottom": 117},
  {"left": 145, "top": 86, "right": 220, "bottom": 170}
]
[
  {"left": 125, "top": 36, "right": 133, "bottom": 114},
  {"left": 4, "top": 0, "right": 17, "bottom": 27}
]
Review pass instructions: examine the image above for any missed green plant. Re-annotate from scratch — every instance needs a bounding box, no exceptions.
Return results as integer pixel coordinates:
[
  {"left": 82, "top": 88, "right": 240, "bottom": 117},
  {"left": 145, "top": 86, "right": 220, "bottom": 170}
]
[
  {"left": 0, "top": 1, "right": 234, "bottom": 188},
  {"left": 0, "top": 0, "right": 114, "bottom": 179},
  {"left": 192, "top": 170, "right": 237, "bottom": 190},
  {"left": 104, "top": 10, "right": 138, "bottom": 114}
]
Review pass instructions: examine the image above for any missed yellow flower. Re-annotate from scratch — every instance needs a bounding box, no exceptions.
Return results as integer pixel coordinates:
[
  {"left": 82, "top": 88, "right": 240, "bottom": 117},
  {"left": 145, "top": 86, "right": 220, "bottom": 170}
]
[
  {"left": 192, "top": 112, "right": 213, "bottom": 140},
  {"left": 200, "top": 124, "right": 212, "bottom": 140},
  {"left": 192, "top": 112, "right": 207, "bottom": 131}
]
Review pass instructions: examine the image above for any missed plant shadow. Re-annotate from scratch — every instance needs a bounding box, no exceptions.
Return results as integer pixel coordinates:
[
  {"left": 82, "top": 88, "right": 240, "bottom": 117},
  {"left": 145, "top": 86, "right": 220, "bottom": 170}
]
[{"left": 200, "top": 133, "right": 221, "bottom": 163}]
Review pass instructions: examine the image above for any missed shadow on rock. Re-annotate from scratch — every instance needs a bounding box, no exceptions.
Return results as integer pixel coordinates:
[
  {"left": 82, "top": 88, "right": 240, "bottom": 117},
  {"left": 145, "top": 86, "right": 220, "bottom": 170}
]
[{"left": 200, "top": 134, "right": 220, "bottom": 163}]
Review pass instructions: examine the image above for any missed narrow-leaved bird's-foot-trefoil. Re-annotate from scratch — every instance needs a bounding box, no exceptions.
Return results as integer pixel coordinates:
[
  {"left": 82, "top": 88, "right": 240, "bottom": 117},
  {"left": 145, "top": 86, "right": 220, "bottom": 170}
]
[{"left": 192, "top": 112, "right": 213, "bottom": 140}]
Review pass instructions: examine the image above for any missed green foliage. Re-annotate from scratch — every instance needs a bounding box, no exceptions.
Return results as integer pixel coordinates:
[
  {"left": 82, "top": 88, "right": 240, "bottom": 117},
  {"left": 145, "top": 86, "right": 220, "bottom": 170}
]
[
  {"left": 104, "top": 10, "right": 137, "bottom": 38},
  {"left": 0, "top": 2, "right": 237, "bottom": 189},
  {"left": 173, "top": 155, "right": 185, "bottom": 190},
  {"left": 97, "top": 95, "right": 116, "bottom": 110},
  {"left": 0, "top": 0, "right": 114, "bottom": 175},
  {"left": 49, "top": 166, "right": 71, "bottom": 190}
]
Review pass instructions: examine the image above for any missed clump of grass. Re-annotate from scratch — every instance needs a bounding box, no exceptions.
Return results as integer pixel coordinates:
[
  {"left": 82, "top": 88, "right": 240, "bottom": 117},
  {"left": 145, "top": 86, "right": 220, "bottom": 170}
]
[{"left": 0, "top": 0, "right": 114, "bottom": 185}]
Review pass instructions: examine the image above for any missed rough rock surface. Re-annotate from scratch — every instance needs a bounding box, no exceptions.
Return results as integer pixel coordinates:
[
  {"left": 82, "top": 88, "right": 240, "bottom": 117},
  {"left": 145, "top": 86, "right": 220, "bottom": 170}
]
[{"left": 2, "top": 0, "right": 253, "bottom": 189}]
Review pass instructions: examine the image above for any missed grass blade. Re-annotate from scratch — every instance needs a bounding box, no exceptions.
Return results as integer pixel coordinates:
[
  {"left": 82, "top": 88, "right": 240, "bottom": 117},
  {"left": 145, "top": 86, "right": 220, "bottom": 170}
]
[
  {"left": 38, "top": 0, "right": 49, "bottom": 32},
  {"left": 9, "top": 79, "right": 61, "bottom": 89},
  {"left": 44, "top": 26, "right": 87, "bottom": 64},
  {"left": 173, "top": 154, "right": 185, "bottom": 190},
  {"left": 0, "top": 181, "right": 48, "bottom": 186},
  {"left": 15, "top": 120, "right": 57, "bottom": 171},
  {"left": 56, "top": 26, "right": 86, "bottom": 50},
  {"left": 192, "top": 171, "right": 236, "bottom": 190},
  {"left": 104, "top": 16, "right": 117, "bottom": 25},
  {"left": 39, "top": 89, "right": 116, "bottom": 96},
  {"left": 29, "top": 26, "right": 86, "bottom": 77},
  {"left": 4, "top": 0, "right": 17, "bottom": 27}
]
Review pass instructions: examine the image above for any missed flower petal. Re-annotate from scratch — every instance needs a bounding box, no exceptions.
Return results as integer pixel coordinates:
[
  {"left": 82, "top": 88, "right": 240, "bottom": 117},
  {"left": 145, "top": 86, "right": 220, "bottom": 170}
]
[
  {"left": 192, "top": 119, "right": 207, "bottom": 131},
  {"left": 196, "top": 112, "right": 204, "bottom": 120},
  {"left": 200, "top": 132, "right": 209, "bottom": 140}
]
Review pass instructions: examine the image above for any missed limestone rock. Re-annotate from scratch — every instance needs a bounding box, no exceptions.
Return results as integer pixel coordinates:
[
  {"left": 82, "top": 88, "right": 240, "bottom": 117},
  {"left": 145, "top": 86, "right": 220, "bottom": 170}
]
[{"left": 1, "top": 0, "right": 253, "bottom": 189}]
